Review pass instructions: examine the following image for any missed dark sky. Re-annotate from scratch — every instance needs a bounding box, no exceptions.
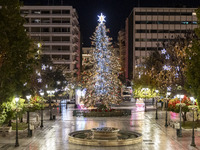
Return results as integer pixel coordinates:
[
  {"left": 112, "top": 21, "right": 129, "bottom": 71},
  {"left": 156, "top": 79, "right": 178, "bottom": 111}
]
[{"left": 22, "top": 0, "right": 200, "bottom": 46}]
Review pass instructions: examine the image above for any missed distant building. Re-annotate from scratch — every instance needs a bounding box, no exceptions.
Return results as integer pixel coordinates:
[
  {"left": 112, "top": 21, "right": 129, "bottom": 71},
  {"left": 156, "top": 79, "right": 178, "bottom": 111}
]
[
  {"left": 82, "top": 47, "right": 92, "bottom": 67},
  {"left": 125, "top": 7, "right": 197, "bottom": 80},
  {"left": 117, "top": 29, "right": 126, "bottom": 81},
  {"left": 21, "top": 6, "right": 81, "bottom": 79}
]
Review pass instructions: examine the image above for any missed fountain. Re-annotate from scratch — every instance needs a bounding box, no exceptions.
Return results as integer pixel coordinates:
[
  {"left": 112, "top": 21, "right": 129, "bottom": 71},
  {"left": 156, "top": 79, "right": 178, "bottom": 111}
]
[{"left": 68, "top": 127, "right": 142, "bottom": 146}]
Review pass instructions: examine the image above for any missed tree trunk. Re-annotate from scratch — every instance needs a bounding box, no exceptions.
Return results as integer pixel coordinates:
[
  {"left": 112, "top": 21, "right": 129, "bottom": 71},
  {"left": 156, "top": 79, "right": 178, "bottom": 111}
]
[
  {"left": 182, "top": 112, "right": 187, "bottom": 122},
  {"left": 20, "top": 117, "right": 23, "bottom": 123}
]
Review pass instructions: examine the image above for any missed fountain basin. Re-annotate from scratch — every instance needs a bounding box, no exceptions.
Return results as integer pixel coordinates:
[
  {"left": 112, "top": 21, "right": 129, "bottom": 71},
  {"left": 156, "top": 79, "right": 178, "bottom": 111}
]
[
  {"left": 68, "top": 127, "right": 142, "bottom": 146},
  {"left": 91, "top": 127, "right": 119, "bottom": 140}
]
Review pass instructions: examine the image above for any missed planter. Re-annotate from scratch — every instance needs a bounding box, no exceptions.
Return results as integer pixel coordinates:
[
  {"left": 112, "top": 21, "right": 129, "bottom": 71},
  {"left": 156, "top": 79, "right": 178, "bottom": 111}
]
[
  {"left": 73, "top": 109, "right": 131, "bottom": 117},
  {"left": 0, "top": 126, "right": 12, "bottom": 132},
  {"left": 170, "top": 111, "right": 179, "bottom": 122}
]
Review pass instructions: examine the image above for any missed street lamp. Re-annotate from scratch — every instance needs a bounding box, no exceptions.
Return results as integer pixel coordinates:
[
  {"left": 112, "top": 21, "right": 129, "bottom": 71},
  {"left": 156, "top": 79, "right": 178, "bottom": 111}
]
[
  {"left": 39, "top": 91, "right": 44, "bottom": 128},
  {"left": 26, "top": 95, "right": 31, "bottom": 137},
  {"left": 142, "top": 88, "right": 149, "bottom": 112},
  {"left": 47, "top": 90, "right": 55, "bottom": 120},
  {"left": 155, "top": 90, "right": 159, "bottom": 120},
  {"left": 190, "top": 97, "right": 197, "bottom": 147},
  {"left": 165, "top": 92, "right": 171, "bottom": 127},
  {"left": 177, "top": 94, "right": 184, "bottom": 137},
  {"left": 15, "top": 97, "right": 20, "bottom": 147}
]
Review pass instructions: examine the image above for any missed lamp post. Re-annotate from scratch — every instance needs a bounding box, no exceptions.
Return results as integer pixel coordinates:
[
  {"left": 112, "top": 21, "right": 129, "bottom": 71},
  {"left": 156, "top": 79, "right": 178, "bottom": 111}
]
[
  {"left": 26, "top": 95, "right": 31, "bottom": 137},
  {"left": 47, "top": 90, "right": 55, "bottom": 120},
  {"left": 190, "top": 97, "right": 197, "bottom": 147},
  {"left": 142, "top": 88, "right": 149, "bottom": 112},
  {"left": 59, "top": 101, "right": 62, "bottom": 113},
  {"left": 165, "top": 92, "right": 171, "bottom": 127},
  {"left": 177, "top": 94, "right": 184, "bottom": 137},
  {"left": 15, "top": 97, "right": 20, "bottom": 147},
  {"left": 39, "top": 91, "right": 44, "bottom": 128},
  {"left": 155, "top": 90, "right": 159, "bottom": 120}
]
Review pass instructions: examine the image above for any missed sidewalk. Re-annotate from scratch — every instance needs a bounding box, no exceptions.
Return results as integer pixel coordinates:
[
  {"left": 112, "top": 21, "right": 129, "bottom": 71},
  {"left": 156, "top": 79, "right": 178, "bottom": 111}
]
[{"left": 145, "top": 110, "right": 200, "bottom": 150}]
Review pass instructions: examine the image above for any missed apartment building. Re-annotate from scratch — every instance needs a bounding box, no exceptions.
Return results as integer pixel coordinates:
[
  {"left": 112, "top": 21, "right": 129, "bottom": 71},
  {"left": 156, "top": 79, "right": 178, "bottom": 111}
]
[
  {"left": 82, "top": 47, "right": 92, "bottom": 67},
  {"left": 21, "top": 6, "right": 81, "bottom": 79},
  {"left": 125, "top": 7, "right": 197, "bottom": 80},
  {"left": 118, "top": 29, "right": 126, "bottom": 78}
]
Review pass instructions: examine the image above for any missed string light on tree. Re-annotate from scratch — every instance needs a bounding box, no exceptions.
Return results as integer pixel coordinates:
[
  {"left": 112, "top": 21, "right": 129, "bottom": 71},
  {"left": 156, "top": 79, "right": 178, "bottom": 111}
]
[
  {"left": 165, "top": 54, "right": 170, "bottom": 59},
  {"left": 42, "top": 64, "right": 46, "bottom": 70},
  {"left": 37, "top": 78, "right": 42, "bottom": 83},
  {"left": 163, "top": 65, "right": 171, "bottom": 71},
  {"left": 161, "top": 49, "right": 167, "bottom": 54}
]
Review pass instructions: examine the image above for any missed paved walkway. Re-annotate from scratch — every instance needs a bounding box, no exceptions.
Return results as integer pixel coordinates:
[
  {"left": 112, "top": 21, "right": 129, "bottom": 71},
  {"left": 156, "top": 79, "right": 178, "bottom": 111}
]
[{"left": 0, "top": 104, "right": 200, "bottom": 150}]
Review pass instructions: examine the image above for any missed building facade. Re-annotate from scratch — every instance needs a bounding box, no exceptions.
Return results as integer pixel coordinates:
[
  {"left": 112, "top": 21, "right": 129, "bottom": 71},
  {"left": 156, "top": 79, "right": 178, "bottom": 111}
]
[
  {"left": 82, "top": 47, "right": 92, "bottom": 66},
  {"left": 117, "top": 29, "right": 126, "bottom": 82},
  {"left": 21, "top": 6, "right": 81, "bottom": 79},
  {"left": 125, "top": 7, "right": 197, "bottom": 80}
]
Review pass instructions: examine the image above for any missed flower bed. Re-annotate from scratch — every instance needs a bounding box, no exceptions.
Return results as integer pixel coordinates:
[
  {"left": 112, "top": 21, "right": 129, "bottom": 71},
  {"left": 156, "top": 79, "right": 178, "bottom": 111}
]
[
  {"left": 168, "top": 95, "right": 198, "bottom": 121},
  {"left": 73, "top": 109, "right": 131, "bottom": 117}
]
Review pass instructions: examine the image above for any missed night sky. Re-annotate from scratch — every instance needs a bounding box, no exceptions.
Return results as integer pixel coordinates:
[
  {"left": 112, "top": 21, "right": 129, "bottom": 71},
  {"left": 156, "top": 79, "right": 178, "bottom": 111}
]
[{"left": 22, "top": 0, "right": 200, "bottom": 46}]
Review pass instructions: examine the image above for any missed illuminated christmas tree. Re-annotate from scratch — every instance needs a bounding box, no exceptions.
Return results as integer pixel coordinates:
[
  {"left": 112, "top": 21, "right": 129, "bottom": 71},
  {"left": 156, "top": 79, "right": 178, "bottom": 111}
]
[{"left": 81, "top": 13, "right": 122, "bottom": 108}]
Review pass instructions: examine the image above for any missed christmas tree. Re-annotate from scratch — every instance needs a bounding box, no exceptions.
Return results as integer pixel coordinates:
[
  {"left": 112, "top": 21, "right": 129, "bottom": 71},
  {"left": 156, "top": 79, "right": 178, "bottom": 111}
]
[{"left": 81, "top": 13, "right": 122, "bottom": 108}]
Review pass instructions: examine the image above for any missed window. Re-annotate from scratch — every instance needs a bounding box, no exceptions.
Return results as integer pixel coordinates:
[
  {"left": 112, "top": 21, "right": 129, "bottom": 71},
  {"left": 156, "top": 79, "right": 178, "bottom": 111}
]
[
  {"left": 53, "top": 28, "right": 70, "bottom": 32},
  {"left": 62, "top": 55, "right": 70, "bottom": 60},
  {"left": 135, "top": 11, "right": 192, "bottom": 16},
  {"left": 52, "top": 10, "right": 61, "bottom": 14},
  {"left": 62, "top": 10, "right": 70, "bottom": 14},
  {"left": 41, "top": 28, "right": 49, "bottom": 32},
  {"left": 62, "top": 46, "right": 70, "bottom": 51},
  {"left": 62, "top": 28, "right": 70, "bottom": 32},
  {"left": 41, "top": 18, "right": 50, "bottom": 23},
  {"left": 62, "top": 18, "right": 70, "bottom": 23},
  {"left": 135, "top": 47, "right": 162, "bottom": 51},
  {"left": 21, "top": 10, "right": 29, "bottom": 14},
  {"left": 41, "top": 36, "right": 50, "bottom": 41},
  {"left": 52, "top": 18, "right": 62, "bottom": 23},
  {"left": 181, "top": 21, "right": 189, "bottom": 24},
  {"left": 42, "top": 46, "right": 50, "bottom": 50},
  {"left": 66, "top": 64, "right": 70, "bottom": 70},
  {"left": 31, "top": 18, "right": 40, "bottom": 23},
  {"left": 53, "top": 28, "right": 61, "bottom": 32},
  {"left": 31, "top": 27, "right": 40, "bottom": 32},
  {"left": 52, "top": 36, "right": 62, "bottom": 41},
  {"left": 52, "top": 55, "right": 62, "bottom": 59},
  {"left": 181, "top": 12, "right": 192, "bottom": 16},
  {"left": 52, "top": 46, "right": 61, "bottom": 50},
  {"left": 41, "top": 10, "right": 50, "bottom": 14},
  {"left": 31, "top": 10, "right": 41, "bottom": 14},
  {"left": 62, "top": 36, "right": 70, "bottom": 41}
]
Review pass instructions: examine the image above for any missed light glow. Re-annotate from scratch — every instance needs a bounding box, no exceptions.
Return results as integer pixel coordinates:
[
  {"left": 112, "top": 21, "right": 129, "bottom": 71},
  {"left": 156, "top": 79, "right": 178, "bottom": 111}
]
[{"left": 98, "top": 13, "right": 106, "bottom": 24}]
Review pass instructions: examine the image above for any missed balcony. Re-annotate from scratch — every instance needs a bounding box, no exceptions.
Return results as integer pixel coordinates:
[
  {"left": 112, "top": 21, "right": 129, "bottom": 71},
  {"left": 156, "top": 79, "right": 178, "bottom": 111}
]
[{"left": 42, "top": 50, "right": 71, "bottom": 55}]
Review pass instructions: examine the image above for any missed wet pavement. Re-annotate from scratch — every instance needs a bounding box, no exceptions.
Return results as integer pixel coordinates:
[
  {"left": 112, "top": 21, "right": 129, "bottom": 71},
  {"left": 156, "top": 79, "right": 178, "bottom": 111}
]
[{"left": 0, "top": 103, "right": 200, "bottom": 150}]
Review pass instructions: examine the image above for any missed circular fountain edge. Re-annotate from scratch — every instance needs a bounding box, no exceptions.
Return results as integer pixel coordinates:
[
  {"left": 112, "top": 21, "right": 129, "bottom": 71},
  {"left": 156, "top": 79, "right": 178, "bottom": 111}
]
[{"left": 68, "top": 129, "right": 142, "bottom": 147}]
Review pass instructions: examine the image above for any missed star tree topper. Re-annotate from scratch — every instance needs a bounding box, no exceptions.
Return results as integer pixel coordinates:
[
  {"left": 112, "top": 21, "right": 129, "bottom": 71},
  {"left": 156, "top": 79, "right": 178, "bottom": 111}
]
[{"left": 98, "top": 13, "right": 106, "bottom": 24}]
